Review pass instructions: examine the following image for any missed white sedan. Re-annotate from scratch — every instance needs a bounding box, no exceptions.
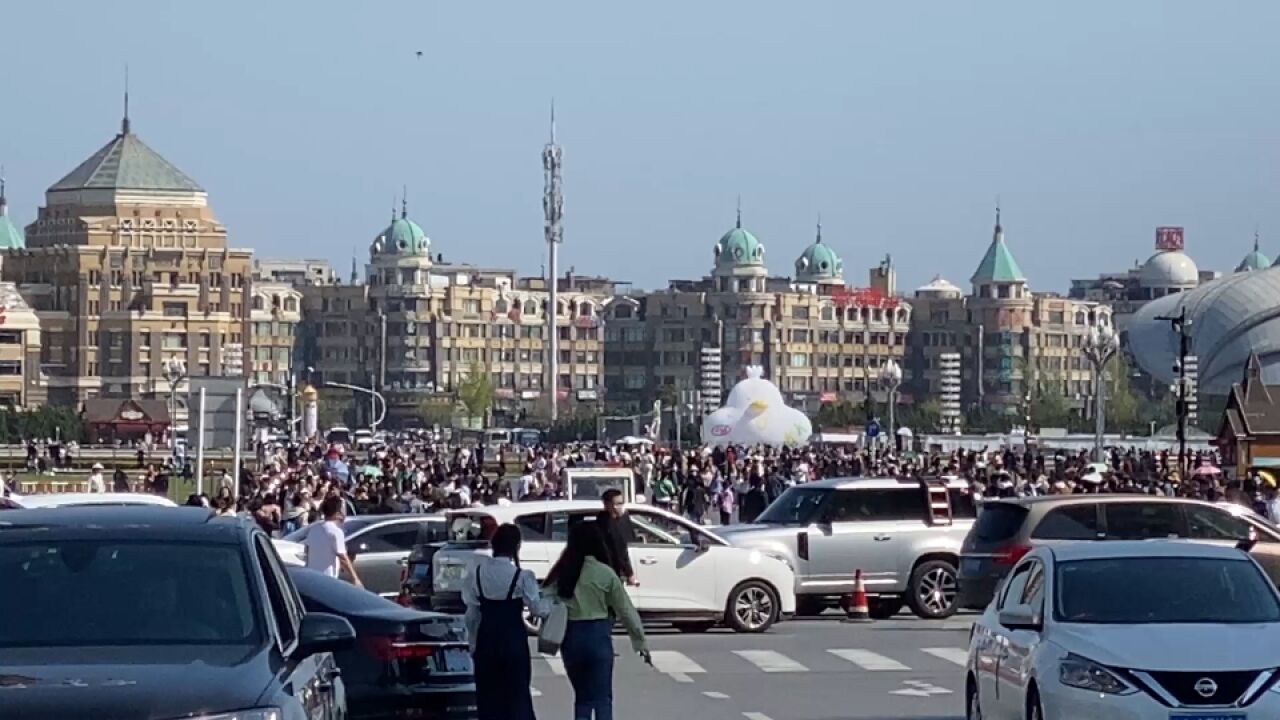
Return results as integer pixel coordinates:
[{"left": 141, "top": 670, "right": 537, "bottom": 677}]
[
  {"left": 966, "top": 540, "right": 1280, "bottom": 720},
  {"left": 432, "top": 500, "right": 797, "bottom": 633}
]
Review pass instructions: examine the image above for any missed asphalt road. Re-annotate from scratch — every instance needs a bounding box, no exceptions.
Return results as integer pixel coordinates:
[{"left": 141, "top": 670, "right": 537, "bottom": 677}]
[{"left": 531, "top": 611, "right": 973, "bottom": 720}]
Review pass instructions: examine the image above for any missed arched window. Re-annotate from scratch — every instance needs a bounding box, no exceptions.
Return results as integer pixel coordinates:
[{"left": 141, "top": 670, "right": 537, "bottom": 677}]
[
  {"left": 578, "top": 301, "right": 592, "bottom": 317},
  {"left": 283, "top": 296, "right": 298, "bottom": 312},
  {"left": 252, "top": 295, "right": 265, "bottom": 311},
  {"left": 524, "top": 300, "right": 537, "bottom": 316}
]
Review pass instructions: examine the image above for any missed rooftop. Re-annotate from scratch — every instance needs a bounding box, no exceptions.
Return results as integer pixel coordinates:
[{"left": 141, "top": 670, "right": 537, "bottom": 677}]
[
  {"left": 49, "top": 122, "right": 204, "bottom": 194},
  {"left": 970, "top": 210, "right": 1025, "bottom": 284}
]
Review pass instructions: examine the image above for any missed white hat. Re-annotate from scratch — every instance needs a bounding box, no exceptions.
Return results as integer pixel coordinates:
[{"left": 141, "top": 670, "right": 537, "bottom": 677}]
[{"left": 91, "top": 462, "right": 104, "bottom": 471}]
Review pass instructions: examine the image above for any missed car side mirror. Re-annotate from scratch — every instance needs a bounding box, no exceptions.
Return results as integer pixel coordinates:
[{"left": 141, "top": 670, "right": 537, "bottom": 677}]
[
  {"left": 997, "top": 605, "right": 1042, "bottom": 632},
  {"left": 294, "top": 612, "right": 356, "bottom": 658},
  {"left": 695, "top": 534, "right": 712, "bottom": 554}
]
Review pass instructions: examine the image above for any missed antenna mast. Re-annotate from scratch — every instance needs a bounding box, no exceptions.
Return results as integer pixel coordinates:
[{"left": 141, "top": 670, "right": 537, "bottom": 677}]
[{"left": 543, "top": 101, "right": 565, "bottom": 422}]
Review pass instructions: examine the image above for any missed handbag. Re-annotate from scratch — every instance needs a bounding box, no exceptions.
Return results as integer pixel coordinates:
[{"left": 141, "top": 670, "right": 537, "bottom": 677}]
[{"left": 537, "top": 599, "right": 568, "bottom": 656}]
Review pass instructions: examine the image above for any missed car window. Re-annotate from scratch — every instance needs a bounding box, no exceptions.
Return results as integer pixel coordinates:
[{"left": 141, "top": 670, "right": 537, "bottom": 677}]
[
  {"left": 998, "top": 562, "right": 1033, "bottom": 610},
  {"left": 756, "top": 487, "right": 828, "bottom": 524},
  {"left": 255, "top": 536, "right": 299, "bottom": 649},
  {"left": 414, "top": 520, "right": 447, "bottom": 545},
  {"left": 1183, "top": 505, "right": 1253, "bottom": 541},
  {"left": 1032, "top": 505, "right": 1101, "bottom": 540},
  {"left": 516, "top": 513, "right": 550, "bottom": 540},
  {"left": 974, "top": 502, "right": 1030, "bottom": 542},
  {"left": 949, "top": 488, "right": 978, "bottom": 519},
  {"left": 1020, "top": 560, "right": 1045, "bottom": 611},
  {"left": 825, "top": 488, "right": 925, "bottom": 522},
  {"left": 358, "top": 524, "right": 420, "bottom": 553},
  {"left": 550, "top": 511, "right": 594, "bottom": 541},
  {"left": 630, "top": 510, "right": 695, "bottom": 546},
  {"left": 1103, "top": 503, "right": 1185, "bottom": 540}
]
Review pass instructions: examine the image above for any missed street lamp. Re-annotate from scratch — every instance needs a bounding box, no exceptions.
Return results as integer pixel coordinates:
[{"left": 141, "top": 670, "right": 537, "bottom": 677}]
[
  {"left": 880, "top": 358, "right": 903, "bottom": 451},
  {"left": 1082, "top": 322, "right": 1119, "bottom": 463},
  {"left": 323, "top": 380, "right": 386, "bottom": 432},
  {"left": 161, "top": 357, "right": 187, "bottom": 449}
]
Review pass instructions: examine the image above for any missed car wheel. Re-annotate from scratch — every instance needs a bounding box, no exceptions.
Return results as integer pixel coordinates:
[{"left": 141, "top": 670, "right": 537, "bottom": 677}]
[
  {"left": 966, "top": 676, "right": 982, "bottom": 720},
  {"left": 906, "top": 559, "right": 959, "bottom": 619},
  {"left": 868, "top": 597, "right": 903, "bottom": 620},
  {"left": 1026, "top": 687, "right": 1043, "bottom": 720},
  {"left": 795, "top": 596, "right": 825, "bottom": 617},
  {"left": 673, "top": 621, "right": 715, "bottom": 633},
  {"left": 725, "top": 580, "right": 780, "bottom": 633}
]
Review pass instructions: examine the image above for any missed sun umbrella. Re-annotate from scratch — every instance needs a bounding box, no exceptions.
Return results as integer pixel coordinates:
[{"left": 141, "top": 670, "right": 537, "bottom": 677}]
[{"left": 1191, "top": 463, "right": 1221, "bottom": 478}]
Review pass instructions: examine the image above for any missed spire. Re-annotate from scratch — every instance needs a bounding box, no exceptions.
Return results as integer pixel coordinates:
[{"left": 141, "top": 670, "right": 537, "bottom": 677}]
[
  {"left": 0, "top": 166, "right": 7, "bottom": 217},
  {"left": 815, "top": 212, "right": 823, "bottom": 243},
  {"left": 972, "top": 201, "right": 1026, "bottom": 285},
  {"left": 350, "top": 248, "right": 358, "bottom": 284},
  {"left": 736, "top": 195, "right": 742, "bottom": 229},
  {"left": 390, "top": 196, "right": 396, "bottom": 224},
  {"left": 994, "top": 197, "right": 1003, "bottom": 239},
  {"left": 549, "top": 98, "right": 557, "bottom": 144},
  {"left": 1256, "top": 225, "right": 1261, "bottom": 252},
  {"left": 401, "top": 185, "right": 408, "bottom": 219},
  {"left": 122, "top": 64, "right": 131, "bottom": 135}
]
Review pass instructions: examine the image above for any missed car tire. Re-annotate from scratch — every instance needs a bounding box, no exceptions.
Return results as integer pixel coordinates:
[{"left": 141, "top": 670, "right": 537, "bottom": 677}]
[
  {"left": 868, "top": 597, "right": 903, "bottom": 620},
  {"left": 966, "top": 676, "right": 982, "bottom": 720},
  {"left": 725, "top": 580, "right": 780, "bottom": 633},
  {"left": 1026, "top": 687, "right": 1043, "bottom": 720},
  {"left": 795, "top": 596, "right": 825, "bottom": 617},
  {"left": 673, "top": 621, "right": 715, "bottom": 633},
  {"left": 906, "top": 559, "right": 959, "bottom": 619}
]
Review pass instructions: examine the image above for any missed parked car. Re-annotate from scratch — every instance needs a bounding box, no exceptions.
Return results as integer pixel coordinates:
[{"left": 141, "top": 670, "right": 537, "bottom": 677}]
[
  {"left": 287, "top": 514, "right": 445, "bottom": 597},
  {"left": 5, "top": 492, "right": 178, "bottom": 509},
  {"left": 717, "top": 476, "right": 977, "bottom": 619},
  {"left": 957, "top": 494, "right": 1280, "bottom": 610},
  {"left": 288, "top": 566, "right": 476, "bottom": 719},
  {"left": 965, "top": 540, "right": 1280, "bottom": 720},
  {"left": 431, "top": 500, "right": 796, "bottom": 633},
  {"left": 0, "top": 506, "right": 356, "bottom": 719}
]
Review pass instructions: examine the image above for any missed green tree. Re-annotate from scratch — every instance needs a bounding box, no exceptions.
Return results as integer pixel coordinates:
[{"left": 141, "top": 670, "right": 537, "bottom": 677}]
[
  {"left": 416, "top": 396, "right": 456, "bottom": 428},
  {"left": 457, "top": 362, "right": 496, "bottom": 425},
  {"left": 1104, "top": 354, "right": 1142, "bottom": 434},
  {"left": 1029, "top": 373, "right": 1073, "bottom": 430},
  {"left": 898, "top": 398, "right": 943, "bottom": 434},
  {"left": 317, "top": 388, "right": 354, "bottom": 429}
]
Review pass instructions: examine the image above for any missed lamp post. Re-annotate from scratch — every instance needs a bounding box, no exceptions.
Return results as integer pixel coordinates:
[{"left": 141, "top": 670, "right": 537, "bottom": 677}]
[
  {"left": 161, "top": 357, "right": 187, "bottom": 450},
  {"left": 1082, "top": 322, "right": 1119, "bottom": 463},
  {"left": 323, "top": 380, "right": 386, "bottom": 432},
  {"left": 880, "top": 358, "right": 903, "bottom": 451}
]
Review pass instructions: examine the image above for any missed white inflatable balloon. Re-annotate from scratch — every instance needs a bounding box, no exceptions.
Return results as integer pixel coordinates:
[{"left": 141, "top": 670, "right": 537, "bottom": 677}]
[{"left": 701, "top": 367, "right": 813, "bottom": 447}]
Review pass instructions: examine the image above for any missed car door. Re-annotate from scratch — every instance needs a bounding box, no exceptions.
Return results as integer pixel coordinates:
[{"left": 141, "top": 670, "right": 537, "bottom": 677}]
[
  {"left": 808, "top": 488, "right": 923, "bottom": 594},
  {"left": 626, "top": 509, "right": 719, "bottom": 612},
  {"left": 348, "top": 520, "right": 426, "bottom": 596},
  {"left": 254, "top": 535, "right": 337, "bottom": 719},
  {"left": 995, "top": 559, "right": 1045, "bottom": 720},
  {"left": 978, "top": 560, "right": 1031, "bottom": 714},
  {"left": 511, "top": 510, "right": 559, "bottom": 579}
]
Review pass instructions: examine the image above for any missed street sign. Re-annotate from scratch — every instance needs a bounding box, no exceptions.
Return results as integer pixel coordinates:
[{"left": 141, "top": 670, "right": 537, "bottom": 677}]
[{"left": 865, "top": 420, "right": 881, "bottom": 439}]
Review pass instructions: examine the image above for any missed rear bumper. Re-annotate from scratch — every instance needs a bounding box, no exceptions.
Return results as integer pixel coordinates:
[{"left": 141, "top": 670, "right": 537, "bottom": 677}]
[
  {"left": 349, "top": 684, "right": 477, "bottom": 719},
  {"left": 430, "top": 591, "right": 465, "bottom": 614}
]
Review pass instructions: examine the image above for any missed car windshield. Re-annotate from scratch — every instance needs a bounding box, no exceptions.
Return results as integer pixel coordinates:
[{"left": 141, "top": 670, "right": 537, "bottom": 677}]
[
  {"left": 1056, "top": 557, "right": 1280, "bottom": 624},
  {"left": 756, "top": 487, "right": 828, "bottom": 525},
  {"left": 0, "top": 541, "right": 261, "bottom": 647}
]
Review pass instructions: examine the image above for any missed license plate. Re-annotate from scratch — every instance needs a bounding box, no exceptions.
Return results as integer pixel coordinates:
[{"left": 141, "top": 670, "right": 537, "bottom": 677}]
[
  {"left": 961, "top": 558, "right": 983, "bottom": 574},
  {"left": 441, "top": 648, "right": 472, "bottom": 673},
  {"left": 1171, "top": 714, "right": 1246, "bottom": 720}
]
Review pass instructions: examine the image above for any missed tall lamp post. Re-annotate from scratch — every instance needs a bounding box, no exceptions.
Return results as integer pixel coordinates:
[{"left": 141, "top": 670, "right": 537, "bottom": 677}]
[
  {"left": 323, "top": 381, "right": 386, "bottom": 432},
  {"left": 1082, "top": 322, "right": 1119, "bottom": 463},
  {"left": 880, "top": 358, "right": 903, "bottom": 451},
  {"left": 161, "top": 357, "right": 187, "bottom": 450}
]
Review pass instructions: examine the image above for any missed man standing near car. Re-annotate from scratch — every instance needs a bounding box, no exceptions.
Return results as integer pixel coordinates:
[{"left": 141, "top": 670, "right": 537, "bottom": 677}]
[
  {"left": 596, "top": 489, "right": 637, "bottom": 585},
  {"left": 304, "top": 496, "right": 363, "bottom": 588}
]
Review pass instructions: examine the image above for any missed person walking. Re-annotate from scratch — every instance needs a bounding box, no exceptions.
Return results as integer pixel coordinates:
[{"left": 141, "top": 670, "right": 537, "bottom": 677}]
[
  {"left": 463, "top": 524, "right": 549, "bottom": 720},
  {"left": 545, "top": 522, "right": 649, "bottom": 720},
  {"left": 303, "top": 496, "right": 363, "bottom": 587},
  {"left": 595, "top": 489, "right": 637, "bottom": 585}
]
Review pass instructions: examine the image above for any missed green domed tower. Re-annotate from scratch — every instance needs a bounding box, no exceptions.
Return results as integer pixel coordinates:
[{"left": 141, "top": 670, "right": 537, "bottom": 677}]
[
  {"left": 794, "top": 220, "right": 842, "bottom": 284},
  {"left": 713, "top": 207, "right": 766, "bottom": 271},
  {"left": 371, "top": 198, "right": 430, "bottom": 257},
  {"left": 0, "top": 173, "right": 24, "bottom": 250},
  {"left": 1236, "top": 232, "right": 1271, "bottom": 273}
]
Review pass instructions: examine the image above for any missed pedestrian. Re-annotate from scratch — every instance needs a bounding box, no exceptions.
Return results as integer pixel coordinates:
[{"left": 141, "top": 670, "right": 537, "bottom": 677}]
[
  {"left": 545, "top": 521, "right": 649, "bottom": 720},
  {"left": 594, "top": 489, "right": 636, "bottom": 585},
  {"left": 303, "top": 496, "right": 363, "bottom": 587},
  {"left": 87, "top": 463, "right": 106, "bottom": 493},
  {"left": 463, "top": 524, "right": 549, "bottom": 720},
  {"left": 740, "top": 477, "right": 769, "bottom": 523}
]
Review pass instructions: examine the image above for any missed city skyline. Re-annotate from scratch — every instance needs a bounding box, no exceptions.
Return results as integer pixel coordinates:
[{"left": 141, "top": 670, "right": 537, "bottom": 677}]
[{"left": 3, "top": 0, "right": 1279, "bottom": 292}]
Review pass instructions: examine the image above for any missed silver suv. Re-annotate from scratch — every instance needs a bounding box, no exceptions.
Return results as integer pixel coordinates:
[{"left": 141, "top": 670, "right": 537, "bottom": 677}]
[{"left": 717, "top": 476, "right": 976, "bottom": 619}]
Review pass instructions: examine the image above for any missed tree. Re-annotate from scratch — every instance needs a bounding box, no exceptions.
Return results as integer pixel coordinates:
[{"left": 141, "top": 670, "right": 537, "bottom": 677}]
[
  {"left": 898, "top": 399, "right": 943, "bottom": 435},
  {"left": 457, "top": 362, "right": 496, "bottom": 425},
  {"left": 1029, "top": 373, "right": 1073, "bottom": 430},
  {"left": 316, "top": 388, "right": 354, "bottom": 429},
  {"left": 416, "top": 396, "right": 455, "bottom": 428},
  {"left": 1104, "top": 354, "right": 1142, "bottom": 434}
]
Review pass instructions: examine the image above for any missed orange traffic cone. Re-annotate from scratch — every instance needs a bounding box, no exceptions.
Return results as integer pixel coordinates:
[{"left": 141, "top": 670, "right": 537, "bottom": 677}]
[{"left": 843, "top": 569, "right": 872, "bottom": 623}]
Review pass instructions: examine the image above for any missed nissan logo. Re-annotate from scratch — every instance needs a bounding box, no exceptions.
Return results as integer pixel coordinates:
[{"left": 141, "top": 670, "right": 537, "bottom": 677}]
[{"left": 1193, "top": 678, "right": 1218, "bottom": 698}]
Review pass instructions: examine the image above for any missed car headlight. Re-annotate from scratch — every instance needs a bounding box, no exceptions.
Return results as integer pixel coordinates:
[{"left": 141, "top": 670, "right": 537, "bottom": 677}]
[
  {"left": 175, "top": 710, "right": 281, "bottom": 720},
  {"left": 1059, "top": 654, "right": 1136, "bottom": 695}
]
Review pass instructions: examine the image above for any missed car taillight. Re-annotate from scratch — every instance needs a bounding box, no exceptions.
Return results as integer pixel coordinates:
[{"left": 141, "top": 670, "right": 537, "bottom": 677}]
[
  {"left": 363, "top": 635, "right": 436, "bottom": 661},
  {"left": 994, "top": 543, "right": 1032, "bottom": 566}
]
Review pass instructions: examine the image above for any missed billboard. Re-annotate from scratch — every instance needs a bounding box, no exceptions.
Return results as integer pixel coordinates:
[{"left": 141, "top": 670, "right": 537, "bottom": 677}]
[{"left": 1155, "top": 226, "right": 1185, "bottom": 252}]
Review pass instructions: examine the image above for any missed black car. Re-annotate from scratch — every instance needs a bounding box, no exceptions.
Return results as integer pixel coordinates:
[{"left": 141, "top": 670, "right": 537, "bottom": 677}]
[
  {"left": 287, "top": 566, "right": 477, "bottom": 718},
  {"left": 0, "top": 506, "right": 356, "bottom": 720}
]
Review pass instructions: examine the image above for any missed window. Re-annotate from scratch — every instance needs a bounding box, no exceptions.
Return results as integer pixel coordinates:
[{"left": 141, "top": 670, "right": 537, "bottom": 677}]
[
  {"left": 254, "top": 536, "right": 300, "bottom": 649},
  {"left": 1031, "top": 505, "right": 1100, "bottom": 540},
  {"left": 162, "top": 302, "right": 187, "bottom": 318},
  {"left": 998, "top": 561, "right": 1034, "bottom": 610},
  {"left": 1183, "top": 505, "right": 1255, "bottom": 542},
  {"left": 1020, "top": 560, "right": 1045, "bottom": 611},
  {"left": 515, "top": 513, "right": 549, "bottom": 540},
  {"left": 631, "top": 511, "right": 696, "bottom": 546},
  {"left": 823, "top": 488, "right": 924, "bottom": 522},
  {"left": 0, "top": 361, "right": 21, "bottom": 376},
  {"left": 0, "top": 331, "right": 19, "bottom": 345},
  {"left": 1099, "top": 502, "right": 1184, "bottom": 540},
  {"left": 356, "top": 524, "right": 421, "bottom": 553}
]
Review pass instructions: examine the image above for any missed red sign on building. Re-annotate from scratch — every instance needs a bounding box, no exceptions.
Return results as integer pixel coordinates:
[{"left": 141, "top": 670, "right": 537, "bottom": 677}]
[
  {"left": 829, "top": 286, "right": 900, "bottom": 309},
  {"left": 1155, "top": 226, "right": 1185, "bottom": 252}
]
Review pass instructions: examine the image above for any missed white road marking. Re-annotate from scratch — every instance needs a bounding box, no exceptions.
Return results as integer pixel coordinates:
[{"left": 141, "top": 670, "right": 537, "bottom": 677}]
[
  {"left": 669, "top": 672, "right": 694, "bottom": 683},
  {"left": 922, "top": 647, "right": 969, "bottom": 666},
  {"left": 743, "top": 713, "right": 774, "bottom": 720},
  {"left": 650, "top": 650, "right": 706, "bottom": 676},
  {"left": 733, "top": 650, "right": 808, "bottom": 673},
  {"left": 828, "top": 648, "right": 910, "bottom": 671},
  {"left": 892, "top": 679, "right": 952, "bottom": 696},
  {"left": 543, "top": 657, "right": 567, "bottom": 675},
  {"left": 703, "top": 691, "right": 730, "bottom": 699}
]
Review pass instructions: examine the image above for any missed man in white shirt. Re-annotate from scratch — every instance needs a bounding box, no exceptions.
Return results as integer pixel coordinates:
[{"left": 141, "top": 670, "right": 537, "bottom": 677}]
[
  {"left": 304, "top": 496, "right": 363, "bottom": 587},
  {"left": 87, "top": 463, "right": 106, "bottom": 494}
]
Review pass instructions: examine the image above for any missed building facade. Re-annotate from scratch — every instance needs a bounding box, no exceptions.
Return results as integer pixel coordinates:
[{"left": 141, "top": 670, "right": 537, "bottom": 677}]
[{"left": 3, "top": 116, "right": 252, "bottom": 416}]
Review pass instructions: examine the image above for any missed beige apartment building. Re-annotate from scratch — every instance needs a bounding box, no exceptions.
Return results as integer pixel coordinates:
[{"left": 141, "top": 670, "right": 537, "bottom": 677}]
[
  {"left": 604, "top": 218, "right": 911, "bottom": 416},
  {"left": 3, "top": 116, "right": 253, "bottom": 418},
  {"left": 301, "top": 205, "right": 614, "bottom": 427}
]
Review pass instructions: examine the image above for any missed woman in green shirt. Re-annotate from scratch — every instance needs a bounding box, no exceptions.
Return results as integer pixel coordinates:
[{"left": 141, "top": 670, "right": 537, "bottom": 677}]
[{"left": 545, "top": 521, "right": 650, "bottom": 720}]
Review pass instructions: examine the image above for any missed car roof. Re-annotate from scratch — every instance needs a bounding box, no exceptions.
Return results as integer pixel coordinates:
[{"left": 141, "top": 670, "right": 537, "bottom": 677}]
[
  {"left": 348, "top": 513, "right": 442, "bottom": 524},
  {"left": 801, "top": 475, "right": 969, "bottom": 491},
  {"left": 0, "top": 506, "right": 253, "bottom": 543},
  {"left": 450, "top": 500, "right": 606, "bottom": 520},
  {"left": 989, "top": 494, "right": 1222, "bottom": 510},
  {"left": 1048, "top": 539, "right": 1251, "bottom": 563},
  {"left": 13, "top": 492, "right": 178, "bottom": 509}
]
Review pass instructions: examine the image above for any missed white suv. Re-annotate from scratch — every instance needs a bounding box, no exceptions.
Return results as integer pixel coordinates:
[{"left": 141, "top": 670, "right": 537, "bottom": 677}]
[{"left": 430, "top": 501, "right": 797, "bottom": 633}]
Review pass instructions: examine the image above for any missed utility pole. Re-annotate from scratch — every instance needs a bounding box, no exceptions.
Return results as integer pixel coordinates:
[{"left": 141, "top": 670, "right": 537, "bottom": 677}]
[
  {"left": 285, "top": 371, "right": 296, "bottom": 444},
  {"left": 543, "top": 102, "right": 564, "bottom": 423},
  {"left": 1157, "top": 307, "right": 1192, "bottom": 478}
]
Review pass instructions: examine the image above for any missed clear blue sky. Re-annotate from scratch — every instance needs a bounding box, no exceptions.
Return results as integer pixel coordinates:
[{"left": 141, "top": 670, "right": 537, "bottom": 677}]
[{"left": 3, "top": 0, "right": 1278, "bottom": 292}]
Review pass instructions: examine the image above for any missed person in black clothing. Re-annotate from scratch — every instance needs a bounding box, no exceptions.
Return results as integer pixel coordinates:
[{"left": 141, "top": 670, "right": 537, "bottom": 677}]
[
  {"left": 595, "top": 489, "right": 637, "bottom": 585},
  {"left": 739, "top": 477, "right": 769, "bottom": 523}
]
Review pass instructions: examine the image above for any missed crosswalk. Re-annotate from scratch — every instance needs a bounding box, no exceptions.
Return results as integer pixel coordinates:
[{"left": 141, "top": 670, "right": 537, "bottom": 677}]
[{"left": 532, "top": 645, "right": 968, "bottom": 682}]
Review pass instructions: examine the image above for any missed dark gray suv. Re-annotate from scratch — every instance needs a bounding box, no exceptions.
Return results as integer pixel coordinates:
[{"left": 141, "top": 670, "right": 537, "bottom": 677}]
[{"left": 957, "top": 495, "right": 1280, "bottom": 609}]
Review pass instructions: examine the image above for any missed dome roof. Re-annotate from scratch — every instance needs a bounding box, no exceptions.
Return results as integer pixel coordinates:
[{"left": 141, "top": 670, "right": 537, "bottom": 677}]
[
  {"left": 715, "top": 223, "right": 765, "bottom": 268},
  {"left": 1237, "top": 249, "right": 1271, "bottom": 273},
  {"left": 372, "top": 203, "right": 429, "bottom": 257},
  {"left": 794, "top": 225, "right": 842, "bottom": 283},
  {"left": 915, "top": 274, "right": 962, "bottom": 297},
  {"left": 1139, "top": 250, "right": 1199, "bottom": 288}
]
